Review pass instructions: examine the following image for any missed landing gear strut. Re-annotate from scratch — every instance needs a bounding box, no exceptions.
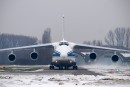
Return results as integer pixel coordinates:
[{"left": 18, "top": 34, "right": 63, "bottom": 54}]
[
  {"left": 50, "top": 65, "right": 54, "bottom": 70},
  {"left": 59, "top": 67, "right": 63, "bottom": 70},
  {"left": 73, "top": 65, "right": 78, "bottom": 70},
  {"left": 65, "top": 66, "right": 69, "bottom": 70}
]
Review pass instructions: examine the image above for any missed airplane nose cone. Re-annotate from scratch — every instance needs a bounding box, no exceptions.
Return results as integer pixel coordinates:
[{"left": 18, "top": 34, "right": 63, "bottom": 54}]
[
  {"left": 61, "top": 53, "right": 67, "bottom": 58},
  {"left": 61, "top": 55, "right": 67, "bottom": 58}
]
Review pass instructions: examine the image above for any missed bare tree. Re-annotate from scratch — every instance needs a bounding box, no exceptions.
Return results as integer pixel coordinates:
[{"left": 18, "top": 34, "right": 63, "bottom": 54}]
[
  {"left": 83, "top": 41, "right": 91, "bottom": 45},
  {"left": 125, "top": 28, "right": 130, "bottom": 49},
  {"left": 114, "top": 28, "right": 125, "bottom": 47},
  {"left": 105, "top": 28, "right": 129, "bottom": 49},
  {"left": 96, "top": 40, "right": 103, "bottom": 46},
  {"left": 42, "top": 28, "right": 51, "bottom": 43},
  {"left": 105, "top": 30, "right": 115, "bottom": 46},
  {"left": 41, "top": 28, "right": 53, "bottom": 64},
  {"left": 83, "top": 40, "right": 102, "bottom": 46}
]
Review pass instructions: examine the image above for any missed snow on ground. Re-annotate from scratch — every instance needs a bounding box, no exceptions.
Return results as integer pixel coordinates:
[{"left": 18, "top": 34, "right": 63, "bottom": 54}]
[
  {"left": 0, "top": 74, "right": 130, "bottom": 87},
  {"left": 0, "top": 65, "right": 130, "bottom": 87},
  {"left": 81, "top": 64, "right": 130, "bottom": 76}
]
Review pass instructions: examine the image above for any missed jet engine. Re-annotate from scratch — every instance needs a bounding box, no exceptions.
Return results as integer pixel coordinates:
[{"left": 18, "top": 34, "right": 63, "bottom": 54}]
[
  {"left": 89, "top": 52, "right": 97, "bottom": 60},
  {"left": 30, "top": 52, "right": 38, "bottom": 60},
  {"left": 8, "top": 53, "right": 16, "bottom": 62},
  {"left": 81, "top": 52, "right": 97, "bottom": 63},
  {"left": 111, "top": 55, "right": 119, "bottom": 62}
]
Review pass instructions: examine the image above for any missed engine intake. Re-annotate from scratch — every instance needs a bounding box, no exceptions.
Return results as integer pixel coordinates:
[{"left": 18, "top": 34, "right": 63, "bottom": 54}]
[
  {"left": 111, "top": 55, "right": 119, "bottom": 62},
  {"left": 8, "top": 54, "right": 16, "bottom": 62},
  {"left": 89, "top": 52, "right": 96, "bottom": 60},
  {"left": 30, "top": 52, "right": 38, "bottom": 60}
]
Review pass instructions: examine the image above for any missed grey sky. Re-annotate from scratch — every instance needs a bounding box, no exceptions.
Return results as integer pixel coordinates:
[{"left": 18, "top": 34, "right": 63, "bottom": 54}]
[{"left": 0, "top": 0, "right": 130, "bottom": 43}]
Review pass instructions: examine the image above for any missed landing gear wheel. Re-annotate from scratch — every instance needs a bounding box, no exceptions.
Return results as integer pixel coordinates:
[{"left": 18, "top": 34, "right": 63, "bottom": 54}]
[
  {"left": 65, "top": 67, "right": 69, "bottom": 70},
  {"left": 59, "top": 67, "right": 63, "bottom": 70},
  {"left": 50, "top": 65, "right": 54, "bottom": 70},
  {"left": 73, "top": 65, "right": 78, "bottom": 70}
]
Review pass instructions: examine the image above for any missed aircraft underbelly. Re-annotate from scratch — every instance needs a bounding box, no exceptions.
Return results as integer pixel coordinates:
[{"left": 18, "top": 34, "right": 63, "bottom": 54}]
[
  {"left": 52, "top": 57, "right": 76, "bottom": 67},
  {"left": 52, "top": 57, "right": 75, "bottom": 61}
]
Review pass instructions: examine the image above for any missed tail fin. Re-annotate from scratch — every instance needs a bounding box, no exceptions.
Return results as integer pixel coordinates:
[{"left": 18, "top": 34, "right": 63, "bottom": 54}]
[{"left": 62, "top": 15, "right": 65, "bottom": 40}]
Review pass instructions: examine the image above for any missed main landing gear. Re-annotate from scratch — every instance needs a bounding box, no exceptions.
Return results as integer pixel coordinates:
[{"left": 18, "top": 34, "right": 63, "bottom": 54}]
[
  {"left": 73, "top": 65, "right": 78, "bottom": 70},
  {"left": 49, "top": 65, "right": 78, "bottom": 70},
  {"left": 49, "top": 65, "right": 54, "bottom": 70}
]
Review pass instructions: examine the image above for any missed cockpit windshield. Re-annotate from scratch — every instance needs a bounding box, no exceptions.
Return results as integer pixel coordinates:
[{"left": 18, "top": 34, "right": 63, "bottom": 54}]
[{"left": 59, "top": 42, "right": 69, "bottom": 46}]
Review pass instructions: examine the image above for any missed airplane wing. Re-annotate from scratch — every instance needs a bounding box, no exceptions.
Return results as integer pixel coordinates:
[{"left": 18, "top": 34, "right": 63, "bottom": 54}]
[
  {"left": 0, "top": 43, "right": 54, "bottom": 52},
  {"left": 73, "top": 43, "right": 129, "bottom": 52}
]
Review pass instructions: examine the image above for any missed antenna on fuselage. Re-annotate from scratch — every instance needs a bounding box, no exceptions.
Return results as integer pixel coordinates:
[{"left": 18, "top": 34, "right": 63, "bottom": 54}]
[{"left": 62, "top": 15, "right": 65, "bottom": 41}]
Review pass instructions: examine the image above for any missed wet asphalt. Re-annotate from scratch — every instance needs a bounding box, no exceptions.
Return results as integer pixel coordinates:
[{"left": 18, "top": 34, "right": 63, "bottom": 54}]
[{"left": 0, "top": 65, "right": 102, "bottom": 76}]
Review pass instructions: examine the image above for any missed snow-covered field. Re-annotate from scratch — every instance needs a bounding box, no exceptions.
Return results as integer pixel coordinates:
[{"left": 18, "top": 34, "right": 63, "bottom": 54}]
[
  {"left": 0, "top": 65, "right": 130, "bottom": 87},
  {"left": 1, "top": 74, "right": 130, "bottom": 87}
]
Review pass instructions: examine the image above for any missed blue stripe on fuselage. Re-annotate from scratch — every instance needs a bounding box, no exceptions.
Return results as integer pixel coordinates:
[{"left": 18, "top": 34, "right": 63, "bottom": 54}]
[
  {"left": 52, "top": 51, "right": 60, "bottom": 57},
  {"left": 68, "top": 51, "right": 75, "bottom": 57}
]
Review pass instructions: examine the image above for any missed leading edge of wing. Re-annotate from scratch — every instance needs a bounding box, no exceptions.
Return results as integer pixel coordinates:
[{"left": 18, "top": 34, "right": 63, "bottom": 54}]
[
  {"left": 74, "top": 43, "right": 130, "bottom": 52},
  {"left": 0, "top": 42, "right": 56, "bottom": 52}
]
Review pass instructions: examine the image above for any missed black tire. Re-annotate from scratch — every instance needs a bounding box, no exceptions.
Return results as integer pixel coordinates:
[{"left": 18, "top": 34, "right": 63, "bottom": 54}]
[
  {"left": 65, "top": 67, "right": 69, "bottom": 70},
  {"left": 50, "top": 65, "right": 54, "bottom": 70},
  {"left": 73, "top": 65, "right": 78, "bottom": 70},
  {"left": 59, "top": 67, "right": 63, "bottom": 70},
  {"left": 49, "top": 66, "right": 52, "bottom": 70}
]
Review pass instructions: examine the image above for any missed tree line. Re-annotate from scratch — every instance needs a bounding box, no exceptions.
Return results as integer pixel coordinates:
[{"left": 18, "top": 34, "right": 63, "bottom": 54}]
[
  {"left": 105, "top": 28, "right": 130, "bottom": 49},
  {"left": 0, "top": 28, "right": 52, "bottom": 65},
  {"left": 2, "top": 27, "right": 129, "bottom": 50},
  {"left": 84, "top": 27, "right": 130, "bottom": 49},
  {"left": 0, "top": 27, "right": 52, "bottom": 49},
  {"left": 0, "top": 27, "right": 130, "bottom": 65},
  {"left": 0, "top": 33, "right": 38, "bottom": 49}
]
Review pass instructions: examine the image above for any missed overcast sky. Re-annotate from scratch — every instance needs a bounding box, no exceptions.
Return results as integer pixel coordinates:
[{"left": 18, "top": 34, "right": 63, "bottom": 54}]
[{"left": 0, "top": 0, "right": 130, "bottom": 43}]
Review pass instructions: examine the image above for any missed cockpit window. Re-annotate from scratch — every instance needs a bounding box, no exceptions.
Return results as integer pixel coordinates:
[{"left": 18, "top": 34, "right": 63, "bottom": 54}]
[{"left": 59, "top": 42, "right": 69, "bottom": 46}]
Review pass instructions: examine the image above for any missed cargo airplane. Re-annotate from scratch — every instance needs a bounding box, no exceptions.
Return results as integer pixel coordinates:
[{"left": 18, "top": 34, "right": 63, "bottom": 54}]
[{"left": 0, "top": 16, "right": 129, "bottom": 70}]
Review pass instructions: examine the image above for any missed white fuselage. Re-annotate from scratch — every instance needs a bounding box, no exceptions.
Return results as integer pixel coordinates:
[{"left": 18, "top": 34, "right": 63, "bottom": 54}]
[
  {"left": 51, "top": 41, "right": 76, "bottom": 67},
  {"left": 53, "top": 45, "right": 75, "bottom": 61}
]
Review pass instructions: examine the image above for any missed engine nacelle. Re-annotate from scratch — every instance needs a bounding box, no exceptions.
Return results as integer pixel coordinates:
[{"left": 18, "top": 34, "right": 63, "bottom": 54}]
[
  {"left": 111, "top": 55, "right": 119, "bottom": 62},
  {"left": 8, "top": 53, "right": 16, "bottom": 62},
  {"left": 30, "top": 52, "right": 38, "bottom": 60},
  {"left": 89, "top": 52, "right": 97, "bottom": 60},
  {"left": 84, "top": 54, "right": 90, "bottom": 63}
]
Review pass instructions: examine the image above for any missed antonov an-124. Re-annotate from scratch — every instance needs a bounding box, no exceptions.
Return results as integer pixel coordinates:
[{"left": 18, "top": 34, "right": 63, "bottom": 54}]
[{"left": 0, "top": 16, "right": 129, "bottom": 70}]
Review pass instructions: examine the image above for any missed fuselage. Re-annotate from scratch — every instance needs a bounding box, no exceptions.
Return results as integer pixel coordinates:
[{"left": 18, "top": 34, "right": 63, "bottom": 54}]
[{"left": 51, "top": 40, "right": 76, "bottom": 68}]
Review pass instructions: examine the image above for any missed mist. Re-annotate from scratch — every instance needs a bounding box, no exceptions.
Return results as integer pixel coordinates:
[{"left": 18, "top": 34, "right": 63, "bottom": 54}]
[{"left": 0, "top": 0, "right": 130, "bottom": 43}]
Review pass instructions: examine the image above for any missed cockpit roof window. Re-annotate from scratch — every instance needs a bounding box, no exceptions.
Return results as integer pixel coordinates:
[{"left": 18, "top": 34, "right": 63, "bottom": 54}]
[{"left": 59, "top": 42, "right": 69, "bottom": 46}]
